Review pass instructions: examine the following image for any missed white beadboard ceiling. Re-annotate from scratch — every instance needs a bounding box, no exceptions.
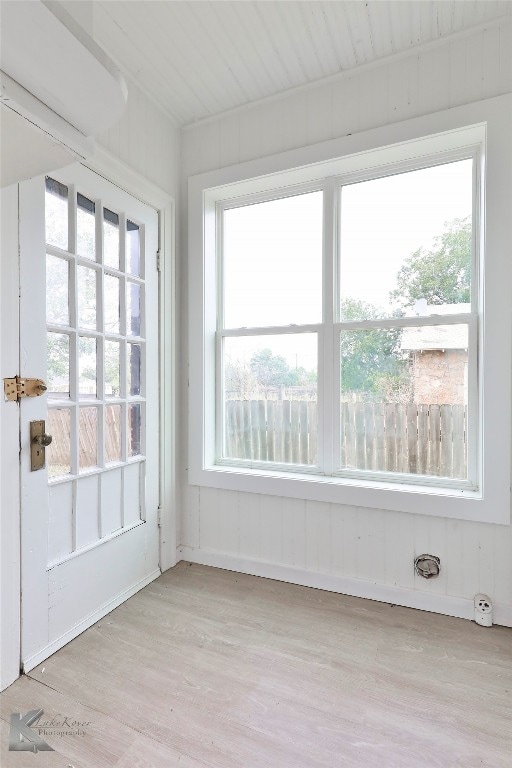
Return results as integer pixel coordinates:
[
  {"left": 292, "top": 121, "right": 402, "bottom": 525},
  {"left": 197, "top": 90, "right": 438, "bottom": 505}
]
[{"left": 93, "top": 1, "right": 512, "bottom": 127}]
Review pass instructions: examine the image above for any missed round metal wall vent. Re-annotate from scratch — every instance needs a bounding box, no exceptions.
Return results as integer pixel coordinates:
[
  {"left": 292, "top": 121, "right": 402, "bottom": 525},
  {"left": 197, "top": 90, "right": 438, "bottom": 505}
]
[{"left": 414, "top": 554, "right": 441, "bottom": 579}]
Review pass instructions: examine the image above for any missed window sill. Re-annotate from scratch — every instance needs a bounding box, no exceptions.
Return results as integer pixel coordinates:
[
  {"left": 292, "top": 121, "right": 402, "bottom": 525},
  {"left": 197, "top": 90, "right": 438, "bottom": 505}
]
[{"left": 189, "top": 462, "right": 509, "bottom": 525}]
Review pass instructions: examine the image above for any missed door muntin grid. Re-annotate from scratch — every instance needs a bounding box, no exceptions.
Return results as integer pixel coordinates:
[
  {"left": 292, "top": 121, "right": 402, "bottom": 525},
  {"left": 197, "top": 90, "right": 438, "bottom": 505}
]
[{"left": 45, "top": 176, "right": 147, "bottom": 557}]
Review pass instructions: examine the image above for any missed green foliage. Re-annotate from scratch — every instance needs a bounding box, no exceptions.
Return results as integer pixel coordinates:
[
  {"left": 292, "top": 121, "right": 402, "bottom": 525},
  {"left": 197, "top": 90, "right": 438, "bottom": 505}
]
[
  {"left": 47, "top": 334, "right": 68, "bottom": 386},
  {"left": 390, "top": 216, "right": 471, "bottom": 308},
  {"left": 249, "top": 348, "right": 314, "bottom": 389},
  {"left": 340, "top": 300, "right": 408, "bottom": 398}
]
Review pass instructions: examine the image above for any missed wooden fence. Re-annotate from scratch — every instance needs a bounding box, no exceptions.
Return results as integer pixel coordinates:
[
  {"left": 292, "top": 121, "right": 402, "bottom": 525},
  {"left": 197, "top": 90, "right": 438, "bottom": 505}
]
[
  {"left": 225, "top": 400, "right": 467, "bottom": 478},
  {"left": 48, "top": 406, "right": 122, "bottom": 468}
]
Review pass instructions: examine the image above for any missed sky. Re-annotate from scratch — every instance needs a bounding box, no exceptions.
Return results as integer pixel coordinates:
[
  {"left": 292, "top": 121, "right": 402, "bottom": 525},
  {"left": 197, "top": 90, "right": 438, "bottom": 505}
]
[{"left": 223, "top": 158, "right": 473, "bottom": 372}]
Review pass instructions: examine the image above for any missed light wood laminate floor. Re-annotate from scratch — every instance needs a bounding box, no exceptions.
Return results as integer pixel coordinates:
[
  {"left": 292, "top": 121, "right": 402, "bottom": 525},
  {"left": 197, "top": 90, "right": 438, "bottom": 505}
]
[{"left": 1, "top": 562, "right": 511, "bottom": 767}]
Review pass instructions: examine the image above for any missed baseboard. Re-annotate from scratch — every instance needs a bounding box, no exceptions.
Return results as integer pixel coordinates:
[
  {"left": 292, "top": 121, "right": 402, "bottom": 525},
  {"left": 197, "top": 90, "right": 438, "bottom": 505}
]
[
  {"left": 23, "top": 569, "right": 161, "bottom": 673},
  {"left": 177, "top": 547, "right": 512, "bottom": 628}
]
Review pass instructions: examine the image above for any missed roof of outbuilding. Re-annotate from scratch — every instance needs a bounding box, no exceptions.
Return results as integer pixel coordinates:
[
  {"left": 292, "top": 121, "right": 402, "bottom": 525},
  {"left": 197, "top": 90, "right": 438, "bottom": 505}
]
[{"left": 400, "top": 302, "right": 470, "bottom": 352}]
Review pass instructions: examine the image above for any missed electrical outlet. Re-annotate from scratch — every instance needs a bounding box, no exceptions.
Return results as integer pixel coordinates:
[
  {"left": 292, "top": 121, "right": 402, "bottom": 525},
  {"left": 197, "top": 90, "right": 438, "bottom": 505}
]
[{"left": 474, "top": 594, "right": 493, "bottom": 627}]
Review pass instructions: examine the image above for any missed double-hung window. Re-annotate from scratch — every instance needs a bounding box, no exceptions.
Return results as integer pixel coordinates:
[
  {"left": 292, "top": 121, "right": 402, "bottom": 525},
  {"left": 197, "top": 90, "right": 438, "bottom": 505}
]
[{"left": 189, "top": 97, "right": 512, "bottom": 524}]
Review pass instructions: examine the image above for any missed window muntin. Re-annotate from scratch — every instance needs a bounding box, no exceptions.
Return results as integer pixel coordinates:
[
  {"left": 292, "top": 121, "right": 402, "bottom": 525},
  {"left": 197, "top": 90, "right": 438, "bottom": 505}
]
[{"left": 217, "top": 154, "right": 477, "bottom": 490}]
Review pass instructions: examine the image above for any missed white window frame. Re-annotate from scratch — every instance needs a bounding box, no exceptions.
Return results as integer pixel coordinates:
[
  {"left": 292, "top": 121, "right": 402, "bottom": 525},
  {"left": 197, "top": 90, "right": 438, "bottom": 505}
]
[{"left": 189, "top": 95, "right": 512, "bottom": 525}]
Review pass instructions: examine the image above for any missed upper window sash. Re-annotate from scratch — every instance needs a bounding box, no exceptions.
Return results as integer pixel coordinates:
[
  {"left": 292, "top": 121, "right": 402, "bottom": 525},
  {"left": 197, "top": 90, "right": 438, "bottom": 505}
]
[
  {"left": 335, "top": 148, "right": 480, "bottom": 325},
  {"left": 216, "top": 182, "right": 325, "bottom": 333}
]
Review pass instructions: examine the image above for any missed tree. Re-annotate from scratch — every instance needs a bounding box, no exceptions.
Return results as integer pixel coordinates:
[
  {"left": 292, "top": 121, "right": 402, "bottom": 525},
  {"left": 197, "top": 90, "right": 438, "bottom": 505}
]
[
  {"left": 224, "top": 359, "right": 257, "bottom": 400},
  {"left": 340, "top": 299, "right": 409, "bottom": 401},
  {"left": 390, "top": 216, "right": 471, "bottom": 309},
  {"left": 249, "top": 349, "right": 316, "bottom": 391}
]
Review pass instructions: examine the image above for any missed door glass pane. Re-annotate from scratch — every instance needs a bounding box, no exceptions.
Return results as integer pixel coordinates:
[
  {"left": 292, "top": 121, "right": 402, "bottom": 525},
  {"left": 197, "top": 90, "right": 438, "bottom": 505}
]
[
  {"left": 77, "top": 265, "right": 97, "bottom": 329},
  {"left": 339, "top": 159, "right": 473, "bottom": 321},
  {"left": 126, "top": 220, "right": 140, "bottom": 276},
  {"left": 79, "top": 407, "right": 98, "bottom": 470},
  {"left": 103, "top": 208, "right": 119, "bottom": 269},
  {"left": 339, "top": 325, "right": 468, "bottom": 479},
  {"left": 127, "top": 282, "right": 141, "bottom": 336},
  {"left": 128, "top": 403, "right": 142, "bottom": 457},
  {"left": 47, "top": 333, "right": 69, "bottom": 398},
  {"left": 223, "top": 334, "right": 318, "bottom": 465},
  {"left": 104, "top": 274, "right": 120, "bottom": 334},
  {"left": 128, "top": 343, "right": 141, "bottom": 396},
  {"left": 105, "top": 340, "right": 121, "bottom": 397},
  {"left": 78, "top": 336, "right": 97, "bottom": 398},
  {"left": 77, "top": 193, "right": 96, "bottom": 260},
  {"left": 47, "top": 408, "right": 71, "bottom": 478},
  {"left": 46, "top": 255, "right": 69, "bottom": 325},
  {"left": 45, "top": 177, "right": 68, "bottom": 250},
  {"left": 223, "top": 191, "right": 323, "bottom": 328},
  {"left": 45, "top": 173, "right": 148, "bottom": 550},
  {"left": 106, "top": 404, "right": 122, "bottom": 463}
]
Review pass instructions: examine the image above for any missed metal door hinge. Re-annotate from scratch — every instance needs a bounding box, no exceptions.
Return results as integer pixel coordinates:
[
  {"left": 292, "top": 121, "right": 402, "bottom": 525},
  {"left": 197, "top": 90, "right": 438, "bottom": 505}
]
[
  {"left": 156, "top": 249, "right": 162, "bottom": 272},
  {"left": 157, "top": 506, "right": 162, "bottom": 528},
  {"left": 4, "top": 377, "right": 47, "bottom": 402}
]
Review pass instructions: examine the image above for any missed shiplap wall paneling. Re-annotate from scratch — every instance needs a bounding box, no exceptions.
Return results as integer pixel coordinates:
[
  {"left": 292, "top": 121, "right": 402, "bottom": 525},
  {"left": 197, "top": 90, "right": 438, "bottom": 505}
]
[
  {"left": 182, "top": 18, "right": 512, "bottom": 176},
  {"left": 180, "top": 19, "right": 512, "bottom": 625},
  {"left": 98, "top": 79, "right": 180, "bottom": 197}
]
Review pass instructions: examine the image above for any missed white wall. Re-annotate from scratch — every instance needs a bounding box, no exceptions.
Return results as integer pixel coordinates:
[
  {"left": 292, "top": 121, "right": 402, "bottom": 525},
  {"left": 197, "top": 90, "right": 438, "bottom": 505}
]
[
  {"left": 179, "top": 19, "right": 512, "bottom": 625},
  {"left": 61, "top": 0, "right": 181, "bottom": 198},
  {"left": 98, "top": 78, "right": 180, "bottom": 199}
]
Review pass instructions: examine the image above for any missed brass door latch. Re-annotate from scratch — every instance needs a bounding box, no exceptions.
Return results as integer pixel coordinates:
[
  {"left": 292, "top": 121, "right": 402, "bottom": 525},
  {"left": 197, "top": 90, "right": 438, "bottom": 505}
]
[
  {"left": 30, "top": 420, "right": 53, "bottom": 471},
  {"left": 4, "top": 377, "right": 47, "bottom": 401}
]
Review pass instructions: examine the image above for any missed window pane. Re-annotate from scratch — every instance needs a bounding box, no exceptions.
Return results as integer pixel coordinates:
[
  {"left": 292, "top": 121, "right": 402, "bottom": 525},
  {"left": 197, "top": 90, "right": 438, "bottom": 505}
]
[
  {"left": 105, "top": 340, "right": 121, "bottom": 397},
  {"left": 78, "top": 336, "right": 97, "bottom": 398},
  {"left": 46, "top": 254, "right": 69, "bottom": 325},
  {"left": 339, "top": 325, "right": 468, "bottom": 479},
  {"left": 77, "top": 265, "right": 97, "bottom": 330},
  {"left": 79, "top": 407, "right": 98, "bottom": 470},
  {"left": 126, "top": 220, "right": 140, "bottom": 275},
  {"left": 223, "top": 192, "right": 323, "bottom": 328},
  {"left": 47, "top": 408, "right": 71, "bottom": 478},
  {"left": 77, "top": 193, "right": 96, "bottom": 260},
  {"left": 128, "top": 343, "right": 141, "bottom": 396},
  {"left": 127, "top": 281, "right": 141, "bottom": 336},
  {"left": 223, "top": 334, "right": 318, "bottom": 465},
  {"left": 47, "top": 333, "right": 69, "bottom": 398},
  {"left": 104, "top": 274, "right": 120, "bottom": 334},
  {"left": 128, "top": 403, "right": 142, "bottom": 457},
  {"left": 45, "top": 177, "right": 68, "bottom": 250},
  {"left": 104, "top": 208, "right": 120, "bottom": 269},
  {"left": 339, "top": 159, "right": 473, "bottom": 321},
  {"left": 105, "top": 404, "right": 122, "bottom": 463}
]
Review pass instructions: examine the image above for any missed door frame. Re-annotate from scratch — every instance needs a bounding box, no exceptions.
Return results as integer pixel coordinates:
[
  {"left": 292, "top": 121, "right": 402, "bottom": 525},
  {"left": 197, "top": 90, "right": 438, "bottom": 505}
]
[
  {"left": 0, "top": 148, "right": 176, "bottom": 690},
  {"left": 0, "top": 184, "right": 22, "bottom": 691}
]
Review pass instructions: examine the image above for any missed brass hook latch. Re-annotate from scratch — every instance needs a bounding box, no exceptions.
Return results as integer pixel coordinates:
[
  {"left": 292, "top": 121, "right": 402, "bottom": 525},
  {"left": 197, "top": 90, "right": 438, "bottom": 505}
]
[{"left": 4, "top": 377, "right": 47, "bottom": 402}]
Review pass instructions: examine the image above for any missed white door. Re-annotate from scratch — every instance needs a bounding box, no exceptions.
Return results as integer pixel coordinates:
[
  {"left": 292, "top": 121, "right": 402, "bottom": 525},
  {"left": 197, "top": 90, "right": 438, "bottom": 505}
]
[{"left": 19, "top": 164, "right": 160, "bottom": 671}]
